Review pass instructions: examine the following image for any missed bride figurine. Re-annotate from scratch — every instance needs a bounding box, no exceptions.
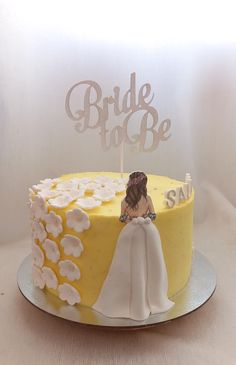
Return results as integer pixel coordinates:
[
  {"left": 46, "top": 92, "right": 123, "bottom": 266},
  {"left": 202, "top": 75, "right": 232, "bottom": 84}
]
[{"left": 93, "top": 171, "right": 174, "bottom": 321}]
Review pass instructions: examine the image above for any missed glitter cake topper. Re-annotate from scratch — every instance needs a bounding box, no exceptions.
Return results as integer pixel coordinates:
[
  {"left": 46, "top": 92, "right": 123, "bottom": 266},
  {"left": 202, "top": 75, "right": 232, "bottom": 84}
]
[{"left": 65, "top": 72, "right": 171, "bottom": 152}]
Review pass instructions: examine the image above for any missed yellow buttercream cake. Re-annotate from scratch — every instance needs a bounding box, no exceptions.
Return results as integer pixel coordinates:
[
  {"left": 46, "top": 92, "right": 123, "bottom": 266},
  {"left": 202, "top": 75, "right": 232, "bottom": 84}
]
[{"left": 30, "top": 172, "right": 194, "bottom": 315}]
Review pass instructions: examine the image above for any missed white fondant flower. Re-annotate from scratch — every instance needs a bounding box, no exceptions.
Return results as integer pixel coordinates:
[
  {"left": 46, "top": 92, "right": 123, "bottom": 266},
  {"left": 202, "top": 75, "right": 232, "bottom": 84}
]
[
  {"left": 132, "top": 217, "right": 151, "bottom": 225},
  {"left": 93, "top": 188, "right": 115, "bottom": 202},
  {"left": 32, "top": 244, "right": 45, "bottom": 267},
  {"left": 77, "top": 177, "right": 91, "bottom": 185},
  {"left": 29, "top": 208, "right": 34, "bottom": 222},
  {"left": 48, "top": 194, "right": 74, "bottom": 208},
  {"left": 42, "top": 238, "right": 60, "bottom": 263},
  {"left": 56, "top": 180, "right": 79, "bottom": 191},
  {"left": 58, "top": 283, "right": 81, "bottom": 305},
  {"left": 95, "top": 175, "right": 113, "bottom": 184},
  {"left": 113, "top": 177, "right": 128, "bottom": 185},
  {"left": 70, "top": 177, "right": 81, "bottom": 184},
  {"left": 81, "top": 182, "right": 101, "bottom": 193},
  {"left": 76, "top": 197, "right": 101, "bottom": 210},
  {"left": 32, "top": 221, "right": 47, "bottom": 243},
  {"left": 59, "top": 260, "right": 81, "bottom": 281},
  {"left": 66, "top": 208, "right": 90, "bottom": 232},
  {"left": 40, "top": 178, "right": 59, "bottom": 186},
  {"left": 44, "top": 211, "right": 63, "bottom": 237},
  {"left": 30, "top": 195, "right": 48, "bottom": 220},
  {"left": 66, "top": 189, "right": 85, "bottom": 200},
  {"left": 60, "top": 235, "right": 84, "bottom": 257},
  {"left": 32, "top": 181, "right": 53, "bottom": 192},
  {"left": 38, "top": 189, "right": 60, "bottom": 200},
  {"left": 32, "top": 265, "right": 45, "bottom": 289},
  {"left": 42, "top": 266, "right": 58, "bottom": 289},
  {"left": 28, "top": 188, "right": 35, "bottom": 201},
  {"left": 105, "top": 182, "right": 126, "bottom": 193}
]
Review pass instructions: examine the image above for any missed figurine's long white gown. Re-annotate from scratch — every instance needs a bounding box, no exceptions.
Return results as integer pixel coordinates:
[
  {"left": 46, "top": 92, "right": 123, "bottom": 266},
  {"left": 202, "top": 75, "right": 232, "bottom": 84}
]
[{"left": 93, "top": 217, "right": 174, "bottom": 321}]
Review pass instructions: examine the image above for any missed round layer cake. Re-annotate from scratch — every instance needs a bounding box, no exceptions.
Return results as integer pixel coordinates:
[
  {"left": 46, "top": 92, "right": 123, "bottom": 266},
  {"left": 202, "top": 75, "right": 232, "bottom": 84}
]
[{"left": 30, "top": 172, "right": 194, "bottom": 309}]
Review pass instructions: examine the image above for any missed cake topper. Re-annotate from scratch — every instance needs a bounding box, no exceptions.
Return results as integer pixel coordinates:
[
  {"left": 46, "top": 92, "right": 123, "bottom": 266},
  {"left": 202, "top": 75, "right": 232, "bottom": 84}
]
[
  {"left": 93, "top": 171, "right": 174, "bottom": 320},
  {"left": 65, "top": 72, "right": 171, "bottom": 155}
]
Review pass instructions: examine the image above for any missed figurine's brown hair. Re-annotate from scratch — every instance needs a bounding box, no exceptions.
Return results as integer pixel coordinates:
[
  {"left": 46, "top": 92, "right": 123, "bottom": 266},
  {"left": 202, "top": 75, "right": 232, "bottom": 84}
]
[{"left": 125, "top": 171, "right": 147, "bottom": 209}]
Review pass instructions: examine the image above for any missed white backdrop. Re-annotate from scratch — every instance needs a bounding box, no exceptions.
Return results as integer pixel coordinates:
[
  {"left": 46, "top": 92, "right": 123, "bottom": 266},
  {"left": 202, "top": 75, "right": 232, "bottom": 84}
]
[{"left": 1, "top": 1, "right": 236, "bottom": 243}]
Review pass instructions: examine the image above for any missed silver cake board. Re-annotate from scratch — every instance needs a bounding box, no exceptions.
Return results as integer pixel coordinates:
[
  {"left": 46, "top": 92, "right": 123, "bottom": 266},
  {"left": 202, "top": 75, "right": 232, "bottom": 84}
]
[{"left": 17, "top": 250, "right": 216, "bottom": 330}]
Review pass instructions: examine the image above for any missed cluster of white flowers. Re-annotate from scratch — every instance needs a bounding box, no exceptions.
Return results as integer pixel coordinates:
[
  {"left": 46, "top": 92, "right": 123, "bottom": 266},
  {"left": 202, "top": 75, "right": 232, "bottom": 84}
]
[
  {"left": 32, "top": 262, "right": 81, "bottom": 307},
  {"left": 32, "top": 239, "right": 82, "bottom": 304},
  {"left": 31, "top": 212, "right": 83, "bottom": 305},
  {"left": 29, "top": 175, "right": 127, "bottom": 250},
  {"left": 32, "top": 264, "right": 58, "bottom": 290},
  {"left": 30, "top": 175, "right": 127, "bottom": 212},
  {"left": 29, "top": 178, "right": 84, "bottom": 207},
  {"left": 30, "top": 174, "right": 128, "bottom": 306}
]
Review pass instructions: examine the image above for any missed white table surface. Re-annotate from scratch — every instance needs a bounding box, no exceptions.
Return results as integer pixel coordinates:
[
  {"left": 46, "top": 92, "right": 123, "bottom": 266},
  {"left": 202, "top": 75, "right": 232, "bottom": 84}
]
[{"left": 1, "top": 214, "right": 235, "bottom": 365}]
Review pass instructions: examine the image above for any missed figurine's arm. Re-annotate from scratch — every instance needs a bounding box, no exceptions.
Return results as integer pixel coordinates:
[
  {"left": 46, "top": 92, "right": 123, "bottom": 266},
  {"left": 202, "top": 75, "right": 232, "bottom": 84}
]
[
  {"left": 119, "top": 199, "right": 128, "bottom": 223},
  {"left": 147, "top": 195, "right": 156, "bottom": 221}
]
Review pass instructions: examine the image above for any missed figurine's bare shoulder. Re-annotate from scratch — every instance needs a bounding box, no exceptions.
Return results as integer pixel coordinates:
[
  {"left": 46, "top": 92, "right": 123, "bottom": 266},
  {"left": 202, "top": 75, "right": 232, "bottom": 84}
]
[
  {"left": 147, "top": 195, "right": 155, "bottom": 213},
  {"left": 121, "top": 198, "right": 128, "bottom": 215},
  {"left": 121, "top": 198, "right": 127, "bottom": 207}
]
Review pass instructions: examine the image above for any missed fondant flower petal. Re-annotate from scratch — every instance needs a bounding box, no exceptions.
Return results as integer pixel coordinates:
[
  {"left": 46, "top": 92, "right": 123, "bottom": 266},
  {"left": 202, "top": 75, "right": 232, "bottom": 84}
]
[
  {"left": 93, "top": 188, "right": 115, "bottom": 202},
  {"left": 76, "top": 197, "right": 101, "bottom": 210},
  {"left": 113, "top": 177, "right": 128, "bottom": 185},
  {"left": 32, "top": 181, "right": 53, "bottom": 192},
  {"left": 40, "top": 178, "right": 59, "bottom": 185},
  {"left": 28, "top": 188, "right": 35, "bottom": 201},
  {"left": 66, "top": 189, "right": 85, "bottom": 200},
  {"left": 95, "top": 176, "right": 113, "bottom": 184},
  {"left": 38, "top": 189, "right": 60, "bottom": 200},
  {"left": 105, "top": 182, "right": 126, "bottom": 193},
  {"left": 56, "top": 180, "right": 79, "bottom": 191},
  {"left": 77, "top": 177, "right": 91, "bottom": 185},
  {"left": 81, "top": 182, "right": 101, "bottom": 193},
  {"left": 48, "top": 194, "right": 74, "bottom": 208}
]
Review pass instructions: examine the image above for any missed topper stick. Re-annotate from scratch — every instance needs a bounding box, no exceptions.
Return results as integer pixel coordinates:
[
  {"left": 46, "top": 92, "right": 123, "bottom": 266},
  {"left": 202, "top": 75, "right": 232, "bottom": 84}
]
[{"left": 120, "top": 140, "right": 124, "bottom": 178}]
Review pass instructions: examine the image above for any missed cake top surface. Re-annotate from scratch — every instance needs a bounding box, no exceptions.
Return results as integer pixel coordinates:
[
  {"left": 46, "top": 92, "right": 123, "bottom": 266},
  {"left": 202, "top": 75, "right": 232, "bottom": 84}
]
[{"left": 30, "top": 172, "right": 193, "bottom": 217}]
